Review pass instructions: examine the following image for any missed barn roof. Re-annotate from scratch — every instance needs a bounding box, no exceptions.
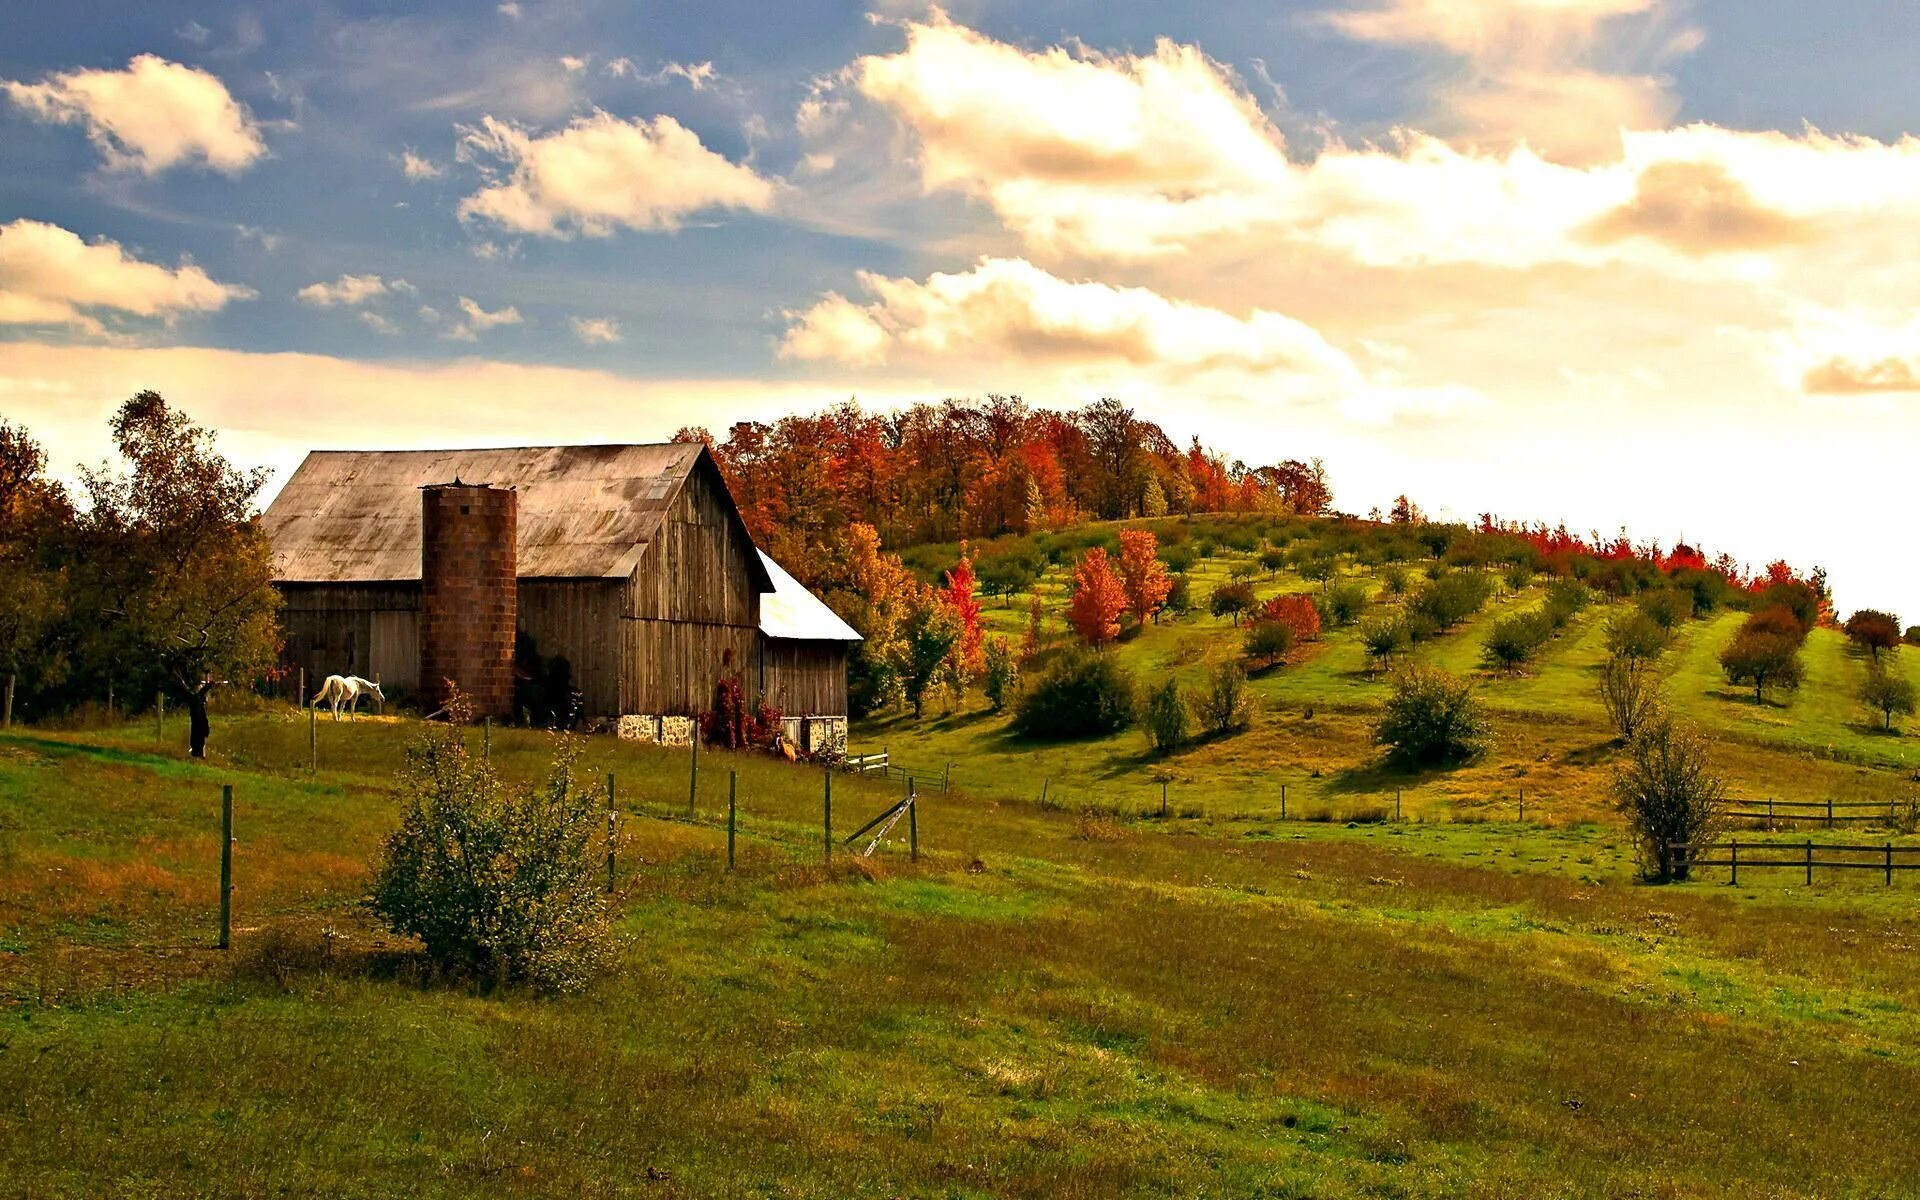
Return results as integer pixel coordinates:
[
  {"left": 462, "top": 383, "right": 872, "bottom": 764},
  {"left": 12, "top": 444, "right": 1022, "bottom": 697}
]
[
  {"left": 757, "top": 551, "right": 862, "bottom": 642},
  {"left": 262, "top": 443, "right": 772, "bottom": 590}
]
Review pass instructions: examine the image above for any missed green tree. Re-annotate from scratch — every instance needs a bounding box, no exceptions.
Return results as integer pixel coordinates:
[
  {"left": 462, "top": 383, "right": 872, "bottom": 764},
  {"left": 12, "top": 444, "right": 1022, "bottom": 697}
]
[
  {"left": 1374, "top": 665, "right": 1490, "bottom": 766},
  {"left": 1194, "top": 661, "right": 1252, "bottom": 737},
  {"left": 1142, "top": 677, "right": 1189, "bottom": 755},
  {"left": 983, "top": 636, "right": 1019, "bottom": 713},
  {"left": 1481, "top": 612, "right": 1550, "bottom": 674},
  {"left": 902, "top": 596, "right": 961, "bottom": 717},
  {"left": 1209, "top": 581, "right": 1256, "bottom": 626},
  {"left": 1719, "top": 627, "right": 1803, "bottom": 704},
  {"left": 1360, "top": 618, "right": 1408, "bottom": 672},
  {"left": 1605, "top": 611, "right": 1668, "bottom": 661},
  {"left": 1860, "top": 668, "right": 1916, "bottom": 732},
  {"left": 1614, "top": 714, "right": 1725, "bottom": 883},
  {"left": 69, "top": 393, "right": 279, "bottom": 757},
  {"left": 0, "top": 421, "right": 71, "bottom": 723},
  {"left": 1243, "top": 619, "right": 1293, "bottom": 669}
]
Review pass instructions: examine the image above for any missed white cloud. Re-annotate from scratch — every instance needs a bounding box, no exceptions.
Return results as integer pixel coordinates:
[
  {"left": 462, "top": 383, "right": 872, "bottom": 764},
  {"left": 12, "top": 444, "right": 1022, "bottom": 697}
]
[
  {"left": 295, "top": 274, "right": 400, "bottom": 307},
  {"left": 358, "top": 311, "right": 400, "bottom": 336},
  {"left": 560, "top": 55, "right": 590, "bottom": 73},
  {"left": 234, "top": 225, "right": 283, "bottom": 252},
  {"left": 444, "top": 296, "right": 522, "bottom": 341},
  {"left": 0, "top": 218, "right": 251, "bottom": 333},
  {"left": 2, "top": 55, "right": 266, "bottom": 174},
  {"left": 398, "top": 150, "right": 444, "bottom": 181},
  {"left": 457, "top": 111, "right": 777, "bottom": 237},
  {"left": 569, "top": 316, "right": 622, "bottom": 344},
  {"left": 497, "top": 2, "right": 521, "bottom": 16},
  {"left": 176, "top": 21, "right": 211, "bottom": 44}
]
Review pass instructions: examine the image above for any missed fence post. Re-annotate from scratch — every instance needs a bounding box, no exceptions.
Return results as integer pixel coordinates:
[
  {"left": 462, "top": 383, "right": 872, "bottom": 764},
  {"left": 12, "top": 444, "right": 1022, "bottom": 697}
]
[
  {"left": 688, "top": 733, "right": 698, "bottom": 820},
  {"left": 1039, "top": 777, "right": 1050, "bottom": 808},
  {"left": 823, "top": 769, "right": 833, "bottom": 866},
  {"left": 944, "top": 762, "right": 951, "bottom": 795},
  {"left": 219, "top": 784, "right": 233, "bottom": 950},
  {"left": 155, "top": 690, "right": 164, "bottom": 742},
  {"left": 1518, "top": 789, "right": 1525, "bottom": 823},
  {"left": 1827, "top": 797, "right": 1834, "bottom": 828},
  {"left": 1729, "top": 840, "right": 1738, "bottom": 886},
  {"left": 2, "top": 672, "right": 12, "bottom": 730},
  {"left": 483, "top": 716, "right": 491, "bottom": 762},
  {"left": 1280, "top": 783, "right": 1287, "bottom": 820},
  {"left": 1806, "top": 840, "right": 1813, "bottom": 886},
  {"left": 909, "top": 782, "right": 919, "bottom": 863},
  {"left": 606, "top": 773, "right": 617, "bottom": 893},
  {"left": 1886, "top": 842, "right": 1893, "bottom": 887},
  {"left": 728, "top": 771, "right": 738, "bottom": 871},
  {"left": 1396, "top": 789, "right": 1402, "bottom": 822},
  {"left": 1767, "top": 797, "right": 1774, "bottom": 832},
  {"left": 1161, "top": 780, "right": 1168, "bottom": 818},
  {"left": 308, "top": 705, "right": 317, "bottom": 774}
]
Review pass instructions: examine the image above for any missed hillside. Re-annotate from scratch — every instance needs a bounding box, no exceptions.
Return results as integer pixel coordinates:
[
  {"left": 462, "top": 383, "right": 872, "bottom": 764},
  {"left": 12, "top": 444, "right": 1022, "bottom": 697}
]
[{"left": 5, "top": 715, "right": 1920, "bottom": 1197}]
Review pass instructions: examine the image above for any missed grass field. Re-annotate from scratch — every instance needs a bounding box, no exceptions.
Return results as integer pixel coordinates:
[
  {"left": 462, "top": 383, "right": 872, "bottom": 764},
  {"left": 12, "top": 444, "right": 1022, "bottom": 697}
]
[{"left": 5, "top": 704, "right": 1920, "bottom": 1198}]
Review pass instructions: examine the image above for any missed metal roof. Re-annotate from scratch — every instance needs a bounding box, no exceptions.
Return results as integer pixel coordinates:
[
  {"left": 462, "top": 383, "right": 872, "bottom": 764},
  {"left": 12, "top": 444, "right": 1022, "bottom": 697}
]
[
  {"left": 262, "top": 443, "right": 772, "bottom": 588},
  {"left": 757, "top": 551, "right": 862, "bottom": 642}
]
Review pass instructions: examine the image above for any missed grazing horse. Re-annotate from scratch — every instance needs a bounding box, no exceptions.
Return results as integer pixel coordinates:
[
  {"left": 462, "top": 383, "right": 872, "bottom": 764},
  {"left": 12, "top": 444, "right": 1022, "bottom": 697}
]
[{"left": 313, "top": 675, "right": 385, "bottom": 720}]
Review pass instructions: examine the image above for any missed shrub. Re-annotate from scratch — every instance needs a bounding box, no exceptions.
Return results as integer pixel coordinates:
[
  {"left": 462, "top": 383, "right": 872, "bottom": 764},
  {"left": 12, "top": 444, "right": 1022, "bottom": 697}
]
[
  {"left": 1381, "top": 564, "right": 1411, "bottom": 596},
  {"left": 1210, "top": 581, "right": 1257, "bottom": 626},
  {"left": 1244, "top": 619, "right": 1294, "bottom": 668},
  {"left": 1908, "top": 626, "right": 1920, "bottom": 648},
  {"left": 1860, "top": 668, "right": 1916, "bottom": 732},
  {"left": 1194, "top": 661, "right": 1253, "bottom": 737},
  {"left": 1163, "top": 573, "right": 1193, "bottom": 615},
  {"left": 1011, "top": 650, "right": 1136, "bottom": 739},
  {"left": 371, "top": 703, "right": 612, "bottom": 992},
  {"left": 1142, "top": 677, "right": 1190, "bottom": 754},
  {"left": 1502, "top": 562, "right": 1532, "bottom": 592},
  {"left": 1543, "top": 579, "right": 1590, "bottom": 629},
  {"left": 1410, "top": 570, "right": 1493, "bottom": 630},
  {"left": 1374, "top": 665, "right": 1490, "bottom": 766},
  {"left": 1599, "top": 654, "right": 1662, "bottom": 743},
  {"left": 1297, "top": 554, "right": 1339, "bottom": 591},
  {"left": 1159, "top": 544, "right": 1196, "bottom": 575},
  {"left": 1719, "top": 627, "right": 1803, "bottom": 704},
  {"left": 1481, "top": 612, "right": 1551, "bottom": 673},
  {"left": 1638, "top": 588, "right": 1695, "bottom": 633},
  {"left": 1845, "top": 610, "right": 1902, "bottom": 661},
  {"left": 983, "top": 637, "right": 1019, "bottom": 713},
  {"left": 1614, "top": 714, "right": 1725, "bottom": 883},
  {"left": 1324, "top": 582, "right": 1369, "bottom": 627},
  {"left": 1258, "top": 548, "right": 1287, "bottom": 578},
  {"left": 1402, "top": 610, "right": 1440, "bottom": 644},
  {"left": 1360, "top": 618, "right": 1408, "bottom": 670},
  {"left": 1604, "top": 611, "right": 1668, "bottom": 661}
]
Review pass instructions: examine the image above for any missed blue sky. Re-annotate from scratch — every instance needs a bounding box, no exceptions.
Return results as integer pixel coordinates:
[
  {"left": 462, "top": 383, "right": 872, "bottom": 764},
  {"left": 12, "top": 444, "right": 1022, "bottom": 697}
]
[{"left": 4, "top": 1, "right": 1920, "bottom": 613}]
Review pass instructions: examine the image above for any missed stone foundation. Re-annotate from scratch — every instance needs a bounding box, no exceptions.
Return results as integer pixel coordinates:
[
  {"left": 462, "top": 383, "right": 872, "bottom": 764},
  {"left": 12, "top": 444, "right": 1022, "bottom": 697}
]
[{"left": 613, "top": 714, "right": 699, "bottom": 746}]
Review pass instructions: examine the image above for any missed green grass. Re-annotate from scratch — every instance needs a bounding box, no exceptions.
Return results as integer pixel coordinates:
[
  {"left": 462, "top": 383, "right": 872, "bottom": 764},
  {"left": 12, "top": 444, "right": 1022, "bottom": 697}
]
[{"left": 7, "top": 711, "right": 1920, "bottom": 1196}]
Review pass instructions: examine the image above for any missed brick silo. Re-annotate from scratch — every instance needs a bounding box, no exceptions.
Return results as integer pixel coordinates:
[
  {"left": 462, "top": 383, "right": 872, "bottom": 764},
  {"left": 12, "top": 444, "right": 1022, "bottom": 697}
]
[{"left": 420, "top": 481, "right": 517, "bottom": 720}]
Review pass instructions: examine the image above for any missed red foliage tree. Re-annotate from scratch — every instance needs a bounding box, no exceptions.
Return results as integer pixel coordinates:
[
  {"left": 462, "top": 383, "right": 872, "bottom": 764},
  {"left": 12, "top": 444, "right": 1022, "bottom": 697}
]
[
  {"left": 944, "top": 545, "right": 985, "bottom": 680},
  {"left": 1067, "top": 547, "right": 1128, "bottom": 647},
  {"left": 1259, "top": 593, "right": 1322, "bottom": 644}
]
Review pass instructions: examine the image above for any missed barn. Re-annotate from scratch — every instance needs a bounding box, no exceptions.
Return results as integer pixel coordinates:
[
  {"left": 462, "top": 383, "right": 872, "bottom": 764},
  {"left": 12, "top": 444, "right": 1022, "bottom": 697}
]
[{"left": 259, "top": 443, "right": 859, "bottom": 750}]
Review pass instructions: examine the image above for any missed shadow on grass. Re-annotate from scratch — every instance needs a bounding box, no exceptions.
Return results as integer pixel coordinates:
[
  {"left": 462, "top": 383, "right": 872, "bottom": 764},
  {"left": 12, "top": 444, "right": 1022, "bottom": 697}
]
[
  {"left": 1706, "top": 689, "right": 1786, "bottom": 709},
  {"left": 1322, "top": 755, "right": 1456, "bottom": 797}
]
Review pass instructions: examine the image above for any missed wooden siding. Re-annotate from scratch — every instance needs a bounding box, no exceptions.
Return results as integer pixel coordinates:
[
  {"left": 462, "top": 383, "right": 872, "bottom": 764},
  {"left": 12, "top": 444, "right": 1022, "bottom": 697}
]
[
  {"left": 277, "top": 584, "right": 420, "bottom": 698},
  {"left": 757, "top": 637, "right": 849, "bottom": 717},
  {"left": 519, "top": 579, "right": 623, "bottom": 718}
]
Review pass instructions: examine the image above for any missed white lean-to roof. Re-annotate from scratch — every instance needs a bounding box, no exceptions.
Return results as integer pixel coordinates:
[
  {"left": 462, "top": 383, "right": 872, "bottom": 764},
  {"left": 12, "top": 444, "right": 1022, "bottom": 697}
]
[{"left": 757, "top": 551, "right": 862, "bottom": 643}]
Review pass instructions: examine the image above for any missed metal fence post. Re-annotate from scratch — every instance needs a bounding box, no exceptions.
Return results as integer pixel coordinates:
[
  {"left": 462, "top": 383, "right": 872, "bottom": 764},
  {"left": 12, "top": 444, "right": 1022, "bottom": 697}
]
[
  {"left": 219, "top": 785, "right": 234, "bottom": 950},
  {"left": 1886, "top": 842, "right": 1894, "bottom": 887},
  {"left": 1160, "top": 779, "right": 1168, "bottom": 818},
  {"left": 1827, "top": 797, "right": 1834, "bottom": 828}
]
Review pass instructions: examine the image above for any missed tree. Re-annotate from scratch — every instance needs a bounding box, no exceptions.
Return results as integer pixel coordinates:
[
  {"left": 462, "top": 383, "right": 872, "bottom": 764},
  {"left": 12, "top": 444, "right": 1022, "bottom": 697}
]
[
  {"left": 0, "top": 421, "right": 70, "bottom": 722},
  {"left": 1142, "top": 677, "right": 1189, "bottom": 754},
  {"left": 1604, "top": 611, "right": 1668, "bottom": 661},
  {"left": 1011, "top": 650, "right": 1136, "bottom": 739},
  {"left": 1614, "top": 714, "right": 1724, "bottom": 883},
  {"left": 1066, "top": 547, "right": 1128, "bottom": 647},
  {"left": 1481, "top": 612, "right": 1549, "bottom": 674},
  {"left": 1360, "top": 618, "right": 1408, "bottom": 671},
  {"left": 902, "top": 596, "right": 960, "bottom": 717},
  {"left": 70, "top": 393, "right": 279, "bottom": 758},
  {"left": 1844, "top": 610, "right": 1902, "bottom": 662},
  {"left": 1860, "top": 668, "right": 1916, "bottom": 732},
  {"left": 1259, "top": 593, "right": 1321, "bottom": 644},
  {"left": 1719, "top": 627, "right": 1803, "bottom": 704},
  {"left": 1637, "top": 588, "right": 1694, "bottom": 634},
  {"left": 1908, "top": 626, "right": 1920, "bottom": 648},
  {"left": 1599, "top": 654, "right": 1662, "bottom": 744},
  {"left": 1021, "top": 592, "right": 1045, "bottom": 660},
  {"left": 1117, "top": 529, "right": 1172, "bottom": 626},
  {"left": 983, "top": 637, "right": 1019, "bottom": 713},
  {"left": 371, "top": 692, "right": 611, "bottom": 991},
  {"left": 1193, "top": 661, "right": 1252, "bottom": 737},
  {"left": 1374, "top": 665, "right": 1490, "bottom": 766},
  {"left": 1388, "top": 494, "right": 1424, "bottom": 524},
  {"left": 1210, "top": 581, "right": 1256, "bottom": 626},
  {"left": 1244, "top": 619, "right": 1293, "bottom": 669},
  {"left": 943, "top": 547, "right": 985, "bottom": 688}
]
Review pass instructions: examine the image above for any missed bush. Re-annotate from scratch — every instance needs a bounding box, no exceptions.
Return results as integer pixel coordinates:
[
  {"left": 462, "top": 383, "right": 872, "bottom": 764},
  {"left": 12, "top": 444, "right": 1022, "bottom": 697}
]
[
  {"left": 1908, "top": 626, "right": 1920, "bottom": 648},
  {"left": 1360, "top": 618, "right": 1408, "bottom": 670},
  {"left": 1637, "top": 588, "right": 1695, "bottom": 633},
  {"left": 1615, "top": 715, "right": 1725, "bottom": 883},
  {"left": 1543, "top": 579, "right": 1590, "bottom": 629},
  {"left": 1163, "top": 573, "right": 1193, "bottom": 615},
  {"left": 1402, "top": 610, "right": 1440, "bottom": 644},
  {"left": 1381, "top": 564, "right": 1411, "bottom": 596},
  {"left": 1481, "top": 612, "right": 1551, "bottom": 673},
  {"left": 1011, "top": 650, "right": 1136, "bottom": 739},
  {"left": 1410, "top": 571, "right": 1493, "bottom": 630},
  {"left": 1258, "top": 548, "right": 1287, "bottom": 577},
  {"left": 1194, "top": 661, "right": 1253, "bottom": 737},
  {"left": 1159, "top": 544, "right": 1197, "bottom": 575},
  {"left": 983, "top": 637, "right": 1019, "bottom": 713},
  {"left": 1374, "top": 665, "right": 1490, "bottom": 766},
  {"left": 371, "top": 704, "right": 612, "bottom": 992},
  {"left": 1599, "top": 654, "right": 1662, "bottom": 743},
  {"left": 1604, "top": 611, "right": 1668, "bottom": 661},
  {"left": 1142, "top": 677, "right": 1190, "bottom": 754},
  {"left": 1244, "top": 618, "right": 1294, "bottom": 668},
  {"left": 1210, "top": 581, "right": 1257, "bottom": 626},
  {"left": 1502, "top": 562, "right": 1532, "bottom": 592},
  {"left": 1860, "top": 668, "right": 1916, "bottom": 732},
  {"left": 1324, "top": 582, "right": 1369, "bottom": 627}
]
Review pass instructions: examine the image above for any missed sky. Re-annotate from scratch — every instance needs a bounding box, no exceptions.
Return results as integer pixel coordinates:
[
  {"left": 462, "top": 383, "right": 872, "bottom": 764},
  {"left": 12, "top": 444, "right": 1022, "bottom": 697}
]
[{"left": 3, "top": 0, "right": 1919, "bottom": 615}]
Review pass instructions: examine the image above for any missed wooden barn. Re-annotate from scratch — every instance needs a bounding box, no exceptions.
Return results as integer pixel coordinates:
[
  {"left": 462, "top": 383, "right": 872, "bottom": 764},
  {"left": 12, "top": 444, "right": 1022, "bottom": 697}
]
[{"left": 260, "top": 443, "right": 858, "bottom": 746}]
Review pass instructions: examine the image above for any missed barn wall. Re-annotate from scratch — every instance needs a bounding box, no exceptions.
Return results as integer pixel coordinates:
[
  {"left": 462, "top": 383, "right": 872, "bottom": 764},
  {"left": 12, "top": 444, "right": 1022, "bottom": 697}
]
[
  {"left": 757, "top": 638, "right": 849, "bottom": 717},
  {"left": 519, "top": 579, "right": 623, "bottom": 719},
  {"left": 620, "top": 461, "right": 764, "bottom": 714},
  {"left": 277, "top": 583, "right": 421, "bottom": 697}
]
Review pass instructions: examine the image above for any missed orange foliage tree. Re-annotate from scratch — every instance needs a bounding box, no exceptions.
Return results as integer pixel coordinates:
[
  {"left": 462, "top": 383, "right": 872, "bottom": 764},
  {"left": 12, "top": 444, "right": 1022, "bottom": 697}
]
[
  {"left": 944, "top": 545, "right": 985, "bottom": 684},
  {"left": 1259, "top": 594, "right": 1322, "bottom": 644},
  {"left": 1117, "top": 529, "right": 1172, "bottom": 626},
  {"left": 1067, "top": 547, "right": 1128, "bottom": 647}
]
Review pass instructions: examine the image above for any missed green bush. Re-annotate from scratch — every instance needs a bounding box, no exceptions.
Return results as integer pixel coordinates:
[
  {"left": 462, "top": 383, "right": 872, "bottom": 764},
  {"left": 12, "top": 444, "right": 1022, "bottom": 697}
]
[
  {"left": 1159, "top": 544, "right": 1196, "bottom": 575},
  {"left": 1502, "top": 562, "right": 1533, "bottom": 592},
  {"left": 1360, "top": 617, "right": 1409, "bottom": 669},
  {"left": 371, "top": 705, "right": 612, "bottom": 992},
  {"left": 1481, "top": 612, "right": 1551, "bottom": 673},
  {"left": 1543, "top": 579, "right": 1590, "bottom": 629},
  {"left": 1614, "top": 714, "right": 1725, "bottom": 883},
  {"left": 1163, "top": 573, "right": 1193, "bottom": 615},
  {"left": 1210, "top": 581, "right": 1257, "bottom": 625},
  {"left": 1374, "top": 665, "right": 1491, "bottom": 766},
  {"left": 1194, "top": 661, "right": 1253, "bottom": 737},
  {"left": 1860, "top": 667, "right": 1915, "bottom": 732},
  {"left": 1410, "top": 570, "right": 1493, "bottom": 630},
  {"left": 1244, "top": 618, "right": 1294, "bottom": 668},
  {"left": 1637, "top": 588, "right": 1695, "bottom": 633},
  {"left": 1142, "top": 677, "right": 1190, "bottom": 754},
  {"left": 1605, "top": 610, "right": 1668, "bottom": 661},
  {"left": 983, "top": 637, "right": 1019, "bottom": 713},
  {"left": 1323, "top": 582, "right": 1369, "bottom": 626},
  {"left": 1012, "top": 650, "right": 1137, "bottom": 739},
  {"left": 1381, "top": 564, "right": 1411, "bottom": 596}
]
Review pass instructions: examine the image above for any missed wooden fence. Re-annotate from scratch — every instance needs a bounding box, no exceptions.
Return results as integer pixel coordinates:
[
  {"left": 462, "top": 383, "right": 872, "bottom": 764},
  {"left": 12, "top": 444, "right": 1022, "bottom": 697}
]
[
  {"left": 1722, "top": 797, "right": 1915, "bottom": 829},
  {"left": 1671, "top": 839, "right": 1920, "bottom": 886}
]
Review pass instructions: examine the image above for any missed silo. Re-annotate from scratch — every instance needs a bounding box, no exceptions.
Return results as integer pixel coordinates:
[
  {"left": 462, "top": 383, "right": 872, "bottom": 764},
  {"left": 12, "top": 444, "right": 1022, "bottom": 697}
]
[{"left": 419, "top": 481, "right": 517, "bottom": 719}]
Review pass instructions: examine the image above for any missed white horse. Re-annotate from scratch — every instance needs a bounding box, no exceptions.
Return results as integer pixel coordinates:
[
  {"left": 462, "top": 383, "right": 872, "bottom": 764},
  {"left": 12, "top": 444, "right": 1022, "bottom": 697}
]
[{"left": 313, "top": 675, "right": 385, "bottom": 720}]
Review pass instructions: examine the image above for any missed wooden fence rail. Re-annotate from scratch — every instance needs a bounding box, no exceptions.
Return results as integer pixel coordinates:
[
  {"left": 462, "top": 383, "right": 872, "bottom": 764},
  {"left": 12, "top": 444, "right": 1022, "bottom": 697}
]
[
  {"left": 1670, "top": 840, "right": 1920, "bottom": 886},
  {"left": 1722, "top": 797, "right": 1915, "bottom": 829}
]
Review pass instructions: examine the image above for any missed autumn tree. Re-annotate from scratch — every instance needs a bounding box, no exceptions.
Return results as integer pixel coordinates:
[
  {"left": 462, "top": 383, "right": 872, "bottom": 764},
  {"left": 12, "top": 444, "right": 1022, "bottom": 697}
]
[
  {"left": 1719, "top": 624, "right": 1803, "bottom": 704},
  {"left": 1844, "top": 610, "right": 1902, "bottom": 662},
  {"left": 1067, "top": 547, "right": 1128, "bottom": 647},
  {"left": 1210, "top": 582, "right": 1256, "bottom": 626},
  {"left": 943, "top": 546, "right": 985, "bottom": 689},
  {"left": 0, "top": 421, "right": 71, "bottom": 723},
  {"left": 1117, "top": 529, "right": 1172, "bottom": 626},
  {"left": 69, "top": 393, "right": 279, "bottom": 757}
]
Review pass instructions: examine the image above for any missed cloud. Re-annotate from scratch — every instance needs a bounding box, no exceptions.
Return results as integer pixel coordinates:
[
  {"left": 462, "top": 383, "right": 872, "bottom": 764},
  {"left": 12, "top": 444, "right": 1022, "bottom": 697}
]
[
  {"left": 1580, "top": 159, "right": 1813, "bottom": 255},
  {"left": 560, "top": 55, "right": 590, "bottom": 73},
  {"left": 445, "top": 296, "right": 522, "bottom": 340},
  {"left": 358, "top": 311, "right": 401, "bottom": 336},
  {"left": 1803, "top": 356, "right": 1920, "bottom": 395},
  {"left": 295, "top": 274, "right": 403, "bottom": 307},
  {"left": 234, "top": 225, "right": 283, "bottom": 251},
  {"left": 1317, "top": 0, "right": 1702, "bottom": 163},
  {"left": 398, "top": 150, "right": 444, "bottom": 180},
  {"left": 176, "top": 21, "right": 211, "bottom": 44},
  {"left": 569, "top": 316, "right": 622, "bottom": 344},
  {"left": 456, "top": 111, "right": 777, "bottom": 237},
  {"left": 2, "top": 54, "right": 266, "bottom": 174},
  {"left": 0, "top": 218, "right": 251, "bottom": 333},
  {"left": 497, "top": 2, "right": 521, "bottom": 16}
]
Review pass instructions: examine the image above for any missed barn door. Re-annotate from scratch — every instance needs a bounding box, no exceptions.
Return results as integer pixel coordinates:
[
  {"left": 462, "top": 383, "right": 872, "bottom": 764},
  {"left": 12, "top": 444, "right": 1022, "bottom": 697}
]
[{"left": 368, "top": 611, "right": 421, "bottom": 691}]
